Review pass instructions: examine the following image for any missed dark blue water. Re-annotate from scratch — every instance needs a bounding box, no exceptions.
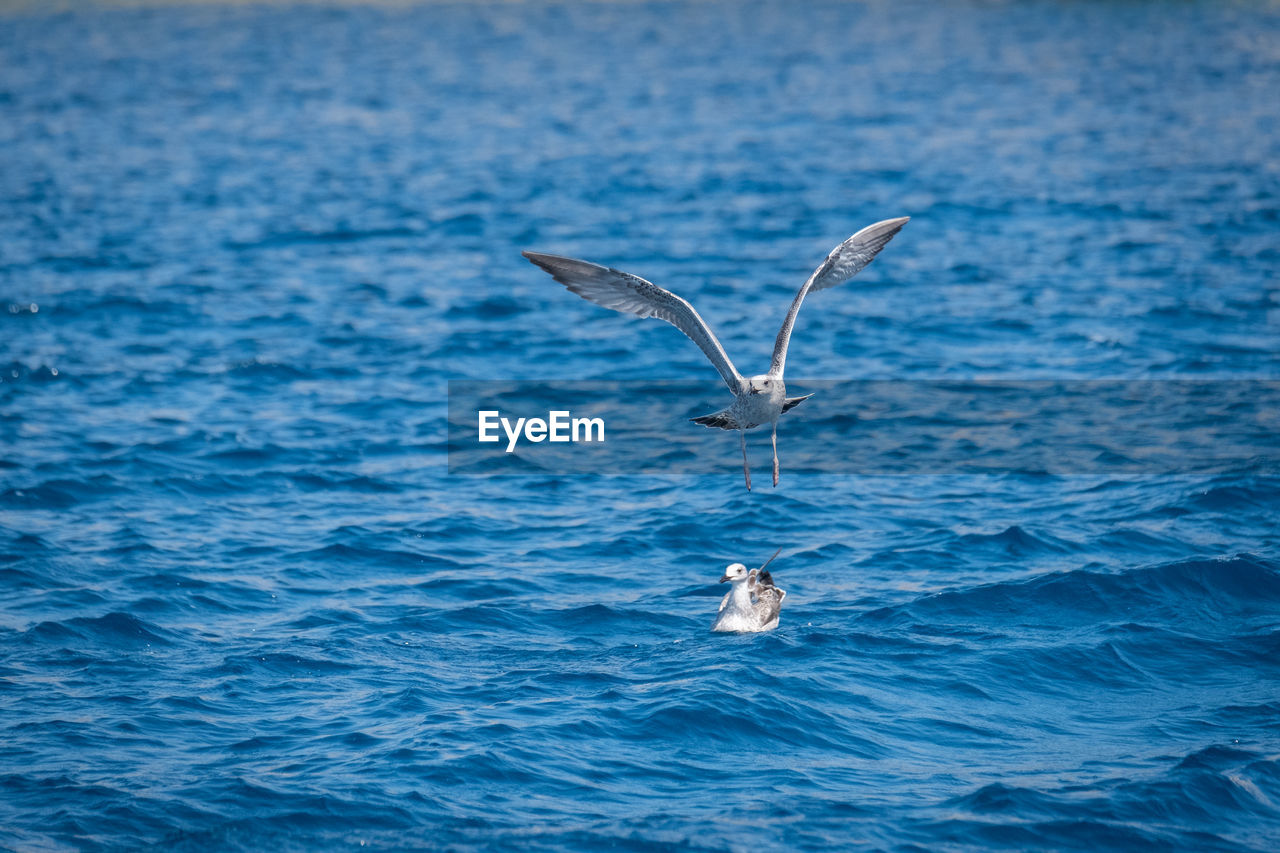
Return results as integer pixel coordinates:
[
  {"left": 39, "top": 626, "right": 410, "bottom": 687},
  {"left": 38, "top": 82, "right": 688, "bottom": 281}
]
[{"left": 3, "top": 1, "right": 1279, "bottom": 850}]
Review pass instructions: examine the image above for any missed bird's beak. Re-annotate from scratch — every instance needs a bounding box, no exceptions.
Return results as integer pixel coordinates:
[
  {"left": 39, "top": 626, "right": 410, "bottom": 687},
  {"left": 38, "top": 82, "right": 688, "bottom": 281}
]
[{"left": 719, "top": 574, "right": 730, "bottom": 583}]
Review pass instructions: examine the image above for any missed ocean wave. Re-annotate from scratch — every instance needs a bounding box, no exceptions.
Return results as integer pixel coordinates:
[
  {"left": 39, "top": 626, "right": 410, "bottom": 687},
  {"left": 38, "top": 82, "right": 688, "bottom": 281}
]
[
  {"left": 3, "top": 1, "right": 1279, "bottom": 850},
  {"left": 866, "top": 554, "right": 1280, "bottom": 631}
]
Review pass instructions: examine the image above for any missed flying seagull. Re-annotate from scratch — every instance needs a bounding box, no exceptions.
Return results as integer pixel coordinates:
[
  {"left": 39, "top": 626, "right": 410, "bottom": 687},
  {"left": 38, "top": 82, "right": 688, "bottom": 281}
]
[
  {"left": 522, "top": 216, "right": 908, "bottom": 489},
  {"left": 713, "top": 547, "right": 786, "bottom": 633}
]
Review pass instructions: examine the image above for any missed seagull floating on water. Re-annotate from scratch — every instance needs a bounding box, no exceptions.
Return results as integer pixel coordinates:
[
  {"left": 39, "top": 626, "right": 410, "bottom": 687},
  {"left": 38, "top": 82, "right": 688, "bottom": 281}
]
[
  {"left": 712, "top": 548, "right": 786, "bottom": 633},
  {"left": 523, "top": 217, "right": 908, "bottom": 489}
]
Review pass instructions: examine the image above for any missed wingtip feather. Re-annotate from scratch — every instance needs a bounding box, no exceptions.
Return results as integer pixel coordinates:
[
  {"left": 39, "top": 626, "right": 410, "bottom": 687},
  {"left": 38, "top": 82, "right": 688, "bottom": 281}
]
[
  {"left": 862, "top": 215, "right": 910, "bottom": 238},
  {"left": 521, "top": 250, "right": 559, "bottom": 268}
]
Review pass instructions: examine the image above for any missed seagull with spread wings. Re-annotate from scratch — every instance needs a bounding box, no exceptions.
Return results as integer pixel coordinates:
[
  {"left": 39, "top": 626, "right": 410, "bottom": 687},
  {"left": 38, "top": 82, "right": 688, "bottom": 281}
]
[{"left": 523, "top": 217, "right": 908, "bottom": 489}]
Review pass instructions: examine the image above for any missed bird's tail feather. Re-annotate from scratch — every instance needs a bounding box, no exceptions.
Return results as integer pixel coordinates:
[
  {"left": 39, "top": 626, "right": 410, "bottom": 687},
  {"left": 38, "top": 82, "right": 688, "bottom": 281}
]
[
  {"left": 691, "top": 409, "right": 739, "bottom": 430},
  {"left": 782, "top": 393, "right": 813, "bottom": 414}
]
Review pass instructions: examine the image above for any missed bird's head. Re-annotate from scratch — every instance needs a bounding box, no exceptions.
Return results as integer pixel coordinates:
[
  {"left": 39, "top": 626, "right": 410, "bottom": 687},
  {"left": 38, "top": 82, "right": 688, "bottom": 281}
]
[
  {"left": 747, "top": 375, "right": 773, "bottom": 395},
  {"left": 719, "top": 563, "right": 749, "bottom": 583}
]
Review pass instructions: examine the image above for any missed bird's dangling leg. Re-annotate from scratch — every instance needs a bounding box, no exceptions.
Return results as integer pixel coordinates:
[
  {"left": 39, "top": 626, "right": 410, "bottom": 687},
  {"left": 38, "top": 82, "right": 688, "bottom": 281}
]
[
  {"left": 771, "top": 422, "right": 780, "bottom": 487},
  {"left": 740, "top": 430, "right": 752, "bottom": 491}
]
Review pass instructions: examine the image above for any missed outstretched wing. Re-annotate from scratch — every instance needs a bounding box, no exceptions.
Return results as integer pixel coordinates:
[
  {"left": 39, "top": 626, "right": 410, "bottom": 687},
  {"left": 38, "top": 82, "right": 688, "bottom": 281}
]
[
  {"left": 769, "top": 217, "right": 909, "bottom": 378},
  {"left": 523, "top": 252, "right": 744, "bottom": 394}
]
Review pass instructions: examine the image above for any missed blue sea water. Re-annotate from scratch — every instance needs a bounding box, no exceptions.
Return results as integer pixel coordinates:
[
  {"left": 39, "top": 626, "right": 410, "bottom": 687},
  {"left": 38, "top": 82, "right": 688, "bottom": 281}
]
[{"left": 2, "top": 1, "right": 1280, "bottom": 850}]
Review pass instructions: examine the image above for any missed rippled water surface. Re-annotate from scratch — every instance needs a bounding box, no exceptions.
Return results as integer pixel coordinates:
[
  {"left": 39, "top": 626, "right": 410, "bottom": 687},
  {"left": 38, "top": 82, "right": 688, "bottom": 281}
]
[{"left": 3, "top": 1, "right": 1279, "bottom": 850}]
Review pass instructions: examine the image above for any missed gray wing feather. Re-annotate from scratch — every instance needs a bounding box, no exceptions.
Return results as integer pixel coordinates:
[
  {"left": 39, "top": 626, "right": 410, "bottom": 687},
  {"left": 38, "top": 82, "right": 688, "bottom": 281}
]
[
  {"left": 769, "top": 217, "right": 909, "bottom": 377},
  {"left": 753, "top": 586, "right": 785, "bottom": 627},
  {"left": 523, "top": 252, "right": 744, "bottom": 394},
  {"left": 750, "top": 568, "right": 785, "bottom": 627}
]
